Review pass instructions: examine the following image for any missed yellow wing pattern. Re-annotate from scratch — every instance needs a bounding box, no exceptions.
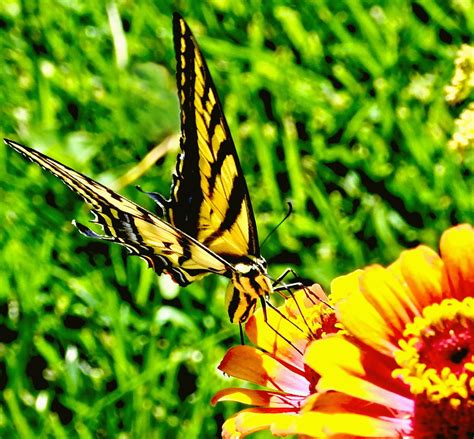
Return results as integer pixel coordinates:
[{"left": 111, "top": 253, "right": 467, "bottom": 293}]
[
  {"left": 5, "top": 139, "right": 229, "bottom": 286},
  {"left": 6, "top": 14, "right": 273, "bottom": 324},
  {"left": 169, "top": 14, "right": 260, "bottom": 261}
]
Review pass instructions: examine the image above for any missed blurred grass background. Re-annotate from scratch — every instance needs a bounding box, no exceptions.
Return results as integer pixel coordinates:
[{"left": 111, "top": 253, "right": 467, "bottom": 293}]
[{"left": 0, "top": 0, "right": 472, "bottom": 437}]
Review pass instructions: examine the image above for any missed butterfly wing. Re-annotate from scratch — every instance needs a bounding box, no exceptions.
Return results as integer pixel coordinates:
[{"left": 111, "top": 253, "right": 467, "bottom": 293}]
[
  {"left": 5, "top": 139, "right": 230, "bottom": 286},
  {"left": 170, "top": 14, "right": 260, "bottom": 262}
]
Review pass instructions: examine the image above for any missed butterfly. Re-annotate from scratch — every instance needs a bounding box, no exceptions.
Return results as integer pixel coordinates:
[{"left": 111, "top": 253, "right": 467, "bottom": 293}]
[{"left": 5, "top": 13, "right": 275, "bottom": 324}]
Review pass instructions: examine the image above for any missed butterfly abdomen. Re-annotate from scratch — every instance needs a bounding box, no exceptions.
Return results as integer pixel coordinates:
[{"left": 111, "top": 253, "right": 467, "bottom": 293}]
[{"left": 225, "top": 260, "right": 272, "bottom": 323}]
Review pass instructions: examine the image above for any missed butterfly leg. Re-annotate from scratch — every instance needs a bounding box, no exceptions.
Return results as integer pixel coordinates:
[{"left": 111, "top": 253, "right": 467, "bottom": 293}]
[
  {"left": 272, "top": 269, "right": 334, "bottom": 340},
  {"left": 259, "top": 296, "right": 304, "bottom": 355},
  {"left": 239, "top": 323, "right": 245, "bottom": 345},
  {"left": 273, "top": 268, "right": 333, "bottom": 308},
  {"left": 135, "top": 185, "right": 169, "bottom": 217},
  {"left": 271, "top": 267, "right": 297, "bottom": 288},
  {"left": 269, "top": 268, "right": 315, "bottom": 332},
  {"left": 273, "top": 268, "right": 322, "bottom": 304}
]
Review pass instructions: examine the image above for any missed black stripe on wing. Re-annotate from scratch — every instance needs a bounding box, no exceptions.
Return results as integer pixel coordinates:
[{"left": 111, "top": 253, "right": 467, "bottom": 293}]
[
  {"left": 5, "top": 138, "right": 228, "bottom": 286},
  {"left": 170, "top": 13, "right": 260, "bottom": 258}
]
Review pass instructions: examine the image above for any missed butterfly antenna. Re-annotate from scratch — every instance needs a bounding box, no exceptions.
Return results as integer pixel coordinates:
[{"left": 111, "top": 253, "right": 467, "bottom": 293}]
[{"left": 260, "top": 202, "right": 293, "bottom": 249}]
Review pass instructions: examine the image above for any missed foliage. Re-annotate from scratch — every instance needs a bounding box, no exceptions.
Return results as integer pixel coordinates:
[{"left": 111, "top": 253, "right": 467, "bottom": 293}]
[{"left": 0, "top": 0, "right": 472, "bottom": 437}]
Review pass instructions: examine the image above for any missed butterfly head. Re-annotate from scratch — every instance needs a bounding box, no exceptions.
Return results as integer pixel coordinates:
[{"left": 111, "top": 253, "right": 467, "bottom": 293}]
[{"left": 225, "top": 258, "right": 272, "bottom": 324}]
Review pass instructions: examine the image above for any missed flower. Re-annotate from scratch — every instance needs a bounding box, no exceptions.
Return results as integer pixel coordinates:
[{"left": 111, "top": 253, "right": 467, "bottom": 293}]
[
  {"left": 214, "top": 225, "right": 474, "bottom": 438},
  {"left": 306, "top": 224, "right": 474, "bottom": 437},
  {"left": 211, "top": 285, "right": 338, "bottom": 438},
  {"left": 445, "top": 44, "right": 474, "bottom": 105},
  {"left": 448, "top": 102, "right": 474, "bottom": 151}
]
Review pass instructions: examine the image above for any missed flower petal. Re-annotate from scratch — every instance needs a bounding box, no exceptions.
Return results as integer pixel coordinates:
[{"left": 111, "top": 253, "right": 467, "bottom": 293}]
[
  {"left": 440, "top": 224, "right": 474, "bottom": 300},
  {"left": 246, "top": 308, "right": 307, "bottom": 372},
  {"left": 392, "top": 244, "right": 445, "bottom": 308},
  {"left": 222, "top": 409, "right": 301, "bottom": 439},
  {"left": 334, "top": 269, "right": 401, "bottom": 354},
  {"left": 331, "top": 269, "right": 363, "bottom": 303},
  {"left": 211, "top": 388, "right": 303, "bottom": 408},
  {"left": 306, "top": 336, "right": 413, "bottom": 411},
  {"left": 217, "top": 345, "right": 310, "bottom": 395},
  {"left": 286, "top": 409, "right": 409, "bottom": 437}
]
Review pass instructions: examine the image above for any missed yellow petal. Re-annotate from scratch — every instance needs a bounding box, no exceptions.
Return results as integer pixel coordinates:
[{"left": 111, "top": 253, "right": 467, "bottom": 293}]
[
  {"left": 259, "top": 392, "right": 410, "bottom": 437},
  {"left": 287, "top": 410, "right": 407, "bottom": 437},
  {"left": 211, "top": 388, "right": 303, "bottom": 408},
  {"left": 306, "top": 336, "right": 413, "bottom": 411},
  {"left": 330, "top": 270, "right": 363, "bottom": 303},
  {"left": 221, "top": 415, "right": 241, "bottom": 439},
  {"left": 391, "top": 245, "right": 445, "bottom": 309},
  {"left": 335, "top": 268, "right": 399, "bottom": 355},
  {"left": 440, "top": 224, "right": 474, "bottom": 300},
  {"left": 246, "top": 308, "right": 307, "bottom": 372},
  {"left": 224, "top": 409, "right": 302, "bottom": 438}
]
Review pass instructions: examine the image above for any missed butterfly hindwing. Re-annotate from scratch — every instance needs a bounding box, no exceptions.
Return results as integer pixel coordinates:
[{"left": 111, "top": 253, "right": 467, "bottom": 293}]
[
  {"left": 5, "top": 139, "right": 229, "bottom": 285},
  {"left": 170, "top": 14, "right": 260, "bottom": 261}
]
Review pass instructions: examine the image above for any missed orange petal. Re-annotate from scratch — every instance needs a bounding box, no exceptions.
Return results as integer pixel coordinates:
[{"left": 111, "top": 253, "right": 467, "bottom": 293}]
[
  {"left": 305, "top": 336, "right": 413, "bottom": 411},
  {"left": 440, "top": 224, "right": 474, "bottom": 300},
  {"left": 211, "top": 388, "right": 303, "bottom": 408},
  {"left": 218, "top": 345, "right": 310, "bottom": 395}
]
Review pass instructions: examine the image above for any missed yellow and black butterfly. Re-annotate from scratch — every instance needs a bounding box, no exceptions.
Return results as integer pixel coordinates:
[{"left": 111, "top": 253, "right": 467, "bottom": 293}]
[{"left": 5, "top": 13, "right": 274, "bottom": 324}]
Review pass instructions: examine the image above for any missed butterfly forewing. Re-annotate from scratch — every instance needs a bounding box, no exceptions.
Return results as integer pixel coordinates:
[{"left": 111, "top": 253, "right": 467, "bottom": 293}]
[
  {"left": 5, "top": 139, "right": 228, "bottom": 285},
  {"left": 170, "top": 14, "right": 259, "bottom": 261},
  {"left": 6, "top": 14, "right": 272, "bottom": 325}
]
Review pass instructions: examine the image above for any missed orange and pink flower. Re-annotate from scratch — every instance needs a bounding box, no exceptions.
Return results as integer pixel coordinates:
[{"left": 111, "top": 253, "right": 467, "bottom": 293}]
[
  {"left": 212, "top": 285, "right": 338, "bottom": 437},
  {"left": 214, "top": 224, "right": 474, "bottom": 438}
]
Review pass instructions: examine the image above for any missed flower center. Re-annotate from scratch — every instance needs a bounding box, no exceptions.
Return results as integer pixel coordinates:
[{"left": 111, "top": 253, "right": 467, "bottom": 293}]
[
  {"left": 296, "top": 303, "right": 339, "bottom": 340},
  {"left": 392, "top": 297, "right": 474, "bottom": 436}
]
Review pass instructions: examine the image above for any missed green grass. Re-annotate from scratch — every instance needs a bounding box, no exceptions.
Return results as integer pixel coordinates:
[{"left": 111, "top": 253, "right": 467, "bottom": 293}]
[{"left": 0, "top": 1, "right": 472, "bottom": 437}]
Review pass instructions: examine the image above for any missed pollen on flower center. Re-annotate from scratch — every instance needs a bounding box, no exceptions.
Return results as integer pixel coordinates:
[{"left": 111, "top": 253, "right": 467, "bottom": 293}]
[
  {"left": 296, "top": 302, "right": 339, "bottom": 341},
  {"left": 393, "top": 297, "right": 474, "bottom": 407}
]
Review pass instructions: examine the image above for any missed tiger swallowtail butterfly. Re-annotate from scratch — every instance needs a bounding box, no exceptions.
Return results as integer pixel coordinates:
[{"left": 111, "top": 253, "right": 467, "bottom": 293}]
[{"left": 5, "top": 13, "right": 274, "bottom": 324}]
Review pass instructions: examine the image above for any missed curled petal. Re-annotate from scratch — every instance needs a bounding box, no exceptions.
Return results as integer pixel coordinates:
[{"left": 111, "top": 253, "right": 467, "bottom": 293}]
[
  {"left": 218, "top": 345, "right": 310, "bottom": 395},
  {"left": 211, "top": 388, "right": 303, "bottom": 408}
]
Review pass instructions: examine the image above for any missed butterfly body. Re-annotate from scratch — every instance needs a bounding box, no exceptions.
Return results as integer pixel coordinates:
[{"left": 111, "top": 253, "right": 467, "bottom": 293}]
[
  {"left": 226, "top": 258, "right": 271, "bottom": 323},
  {"left": 6, "top": 13, "right": 271, "bottom": 324}
]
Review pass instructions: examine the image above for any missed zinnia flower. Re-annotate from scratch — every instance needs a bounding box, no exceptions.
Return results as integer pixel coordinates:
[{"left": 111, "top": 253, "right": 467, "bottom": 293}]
[
  {"left": 214, "top": 224, "right": 474, "bottom": 438},
  {"left": 211, "top": 285, "right": 338, "bottom": 437},
  {"left": 304, "top": 224, "right": 474, "bottom": 437}
]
